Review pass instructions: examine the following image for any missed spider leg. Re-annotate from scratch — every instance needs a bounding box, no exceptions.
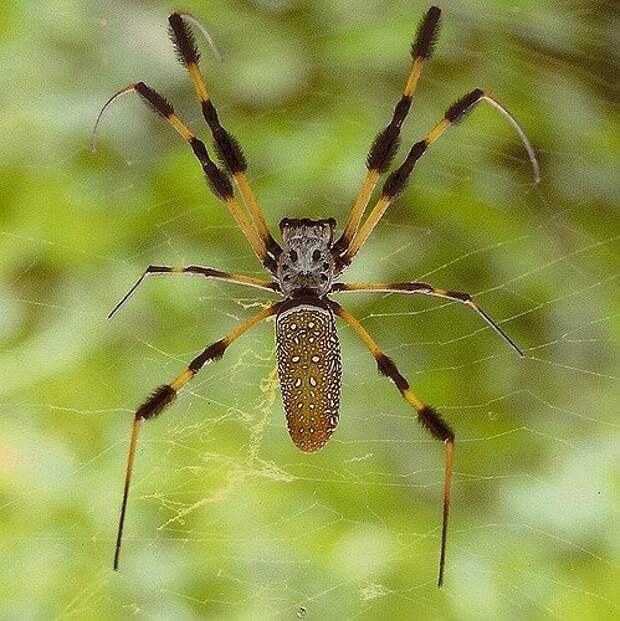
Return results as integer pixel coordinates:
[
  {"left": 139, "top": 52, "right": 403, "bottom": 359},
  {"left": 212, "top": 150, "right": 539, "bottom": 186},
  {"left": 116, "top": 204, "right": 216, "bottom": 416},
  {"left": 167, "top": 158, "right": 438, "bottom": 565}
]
[
  {"left": 168, "top": 13, "right": 281, "bottom": 260},
  {"left": 108, "top": 265, "right": 280, "bottom": 319},
  {"left": 331, "top": 281, "right": 523, "bottom": 356},
  {"left": 338, "top": 90, "right": 540, "bottom": 270},
  {"left": 113, "top": 301, "right": 282, "bottom": 570},
  {"left": 333, "top": 6, "right": 442, "bottom": 257},
  {"left": 91, "top": 83, "right": 277, "bottom": 274},
  {"left": 330, "top": 300, "right": 454, "bottom": 588}
]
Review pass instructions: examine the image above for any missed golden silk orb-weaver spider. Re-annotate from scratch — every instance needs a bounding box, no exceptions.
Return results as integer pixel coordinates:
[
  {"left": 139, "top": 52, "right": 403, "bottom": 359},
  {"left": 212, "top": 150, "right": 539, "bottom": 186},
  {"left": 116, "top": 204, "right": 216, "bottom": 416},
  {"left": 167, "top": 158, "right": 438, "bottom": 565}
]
[{"left": 92, "top": 6, "right": 540, "bottom": 587}]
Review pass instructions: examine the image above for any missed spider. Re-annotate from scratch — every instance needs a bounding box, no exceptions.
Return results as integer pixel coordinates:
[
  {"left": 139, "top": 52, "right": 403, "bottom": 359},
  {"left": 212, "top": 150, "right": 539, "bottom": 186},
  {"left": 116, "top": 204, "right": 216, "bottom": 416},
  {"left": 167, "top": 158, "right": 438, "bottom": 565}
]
[{"left": 92, "top": 6, "right": 539, "bottom": 587}]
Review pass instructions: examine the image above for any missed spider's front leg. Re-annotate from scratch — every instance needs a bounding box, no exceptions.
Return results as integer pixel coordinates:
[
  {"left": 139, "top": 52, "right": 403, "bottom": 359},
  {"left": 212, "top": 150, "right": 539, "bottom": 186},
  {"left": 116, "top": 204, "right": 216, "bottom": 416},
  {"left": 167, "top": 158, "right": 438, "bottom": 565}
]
[
  {"left": 333, "top": 6, "right": 442, "bottom": 257},
  {"left": 331, "top": 281, "right": 523, "bottom": 356},
  {"left": 113, "top": 302, "right": 282, "bottom": 570},
  {"left": 168, "top": 12, "right": 281, "bottom": 260},
  {"left": 329, "top": 300, "right": 453, "bottom": 587}
]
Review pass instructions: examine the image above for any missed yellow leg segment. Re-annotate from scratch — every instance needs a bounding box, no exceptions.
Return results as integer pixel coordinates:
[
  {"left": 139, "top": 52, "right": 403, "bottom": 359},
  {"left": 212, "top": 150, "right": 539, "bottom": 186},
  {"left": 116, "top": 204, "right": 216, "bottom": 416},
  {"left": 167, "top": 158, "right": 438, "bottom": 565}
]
[
  {"left": 344, "top": 196, "right": 391, "bottom": 261},
  {"left": 168, "top": 113, "right": 194, "bottom": 142},
  {"left": 235, "top": 172, "right": 275, "bottom": 252},
  {"left": 331, "top": 302, "right": 428, "bottom": 412},
  {"left": 188, "top": 62, "right": 209, "bottom": 102},
  {"left": 170, "top": 369, "right": 193, "bottom": 391},
  {"left": 404, "top": 56, "right": 424, "bottom": 97},
  {"left": 338, "top": 170, "right": 381, "bottom": 257},
  {"left": 425, "top": 118, "right": 450, "bottom": 145}
]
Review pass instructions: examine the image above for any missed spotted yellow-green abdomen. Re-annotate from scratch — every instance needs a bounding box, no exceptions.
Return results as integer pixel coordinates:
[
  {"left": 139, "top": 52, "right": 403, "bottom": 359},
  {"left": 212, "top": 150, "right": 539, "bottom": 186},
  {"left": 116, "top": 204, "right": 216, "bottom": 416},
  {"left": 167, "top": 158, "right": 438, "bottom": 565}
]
[{"left": 276, "top": 302, "right": 342, "bottom": 453}]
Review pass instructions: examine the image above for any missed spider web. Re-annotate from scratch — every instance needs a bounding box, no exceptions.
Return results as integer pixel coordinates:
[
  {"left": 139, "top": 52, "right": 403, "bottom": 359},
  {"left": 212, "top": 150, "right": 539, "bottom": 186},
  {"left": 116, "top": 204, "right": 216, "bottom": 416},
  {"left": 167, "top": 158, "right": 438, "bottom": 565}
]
[{"left": 0, "top": 0, "right": 618, "bottom": 619}]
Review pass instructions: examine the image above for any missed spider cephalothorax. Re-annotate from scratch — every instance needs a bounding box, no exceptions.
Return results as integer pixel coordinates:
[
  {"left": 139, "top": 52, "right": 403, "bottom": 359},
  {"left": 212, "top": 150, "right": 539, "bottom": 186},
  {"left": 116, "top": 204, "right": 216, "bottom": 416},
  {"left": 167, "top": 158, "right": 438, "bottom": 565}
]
[
  {"left": 95, "top": 6, "right": 539, "bottom": 586},
  {"left": 277, "top": 218, "right": 336, "bottom": 297}
]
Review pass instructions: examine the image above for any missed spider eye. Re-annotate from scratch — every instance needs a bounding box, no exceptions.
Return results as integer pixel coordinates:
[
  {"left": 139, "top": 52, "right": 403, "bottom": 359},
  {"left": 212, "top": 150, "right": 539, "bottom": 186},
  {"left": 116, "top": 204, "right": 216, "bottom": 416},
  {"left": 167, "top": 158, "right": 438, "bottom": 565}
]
[
  {"left": 312, "top": 249, "right": 321, "bottom": 262},
  {"left": 289, "top": 250, "right": 298, "bottom": 262}
]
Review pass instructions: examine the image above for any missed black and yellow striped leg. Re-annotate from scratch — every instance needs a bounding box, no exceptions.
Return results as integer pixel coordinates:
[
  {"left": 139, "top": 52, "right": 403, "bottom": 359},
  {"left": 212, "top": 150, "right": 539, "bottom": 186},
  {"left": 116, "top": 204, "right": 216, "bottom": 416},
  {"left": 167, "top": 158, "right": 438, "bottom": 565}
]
[
  {"left": 333, "top": 6, "right": 442, "bottom": 258},
  {"left": 168, "top": 13, "right": 281, "bottom": 260},
  {"left": 330, "top": 300, "right": 453, "bottom": 588},
  {"left": 108, "top": 265, "right": 280, "bottom": 319},
  {"left": 337, "top": 89, "right": 540, "bottom": 270},
  {"left": 113, "top": 301, "right": 282, "bottom": 571},
  {"left": 331, "top": 281, "right": 523, "bottom": 356},
  {"left": 91, "top": 83, "right": 277, "bottom": 274}
]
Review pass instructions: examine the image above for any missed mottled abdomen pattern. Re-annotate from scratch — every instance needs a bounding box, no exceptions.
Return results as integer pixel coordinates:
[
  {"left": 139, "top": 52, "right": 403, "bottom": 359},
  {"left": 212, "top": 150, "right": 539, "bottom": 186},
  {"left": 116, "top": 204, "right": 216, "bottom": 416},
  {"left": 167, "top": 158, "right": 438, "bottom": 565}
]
[{"left": 276, "top": 303, "right": 342, "bottom": 453}]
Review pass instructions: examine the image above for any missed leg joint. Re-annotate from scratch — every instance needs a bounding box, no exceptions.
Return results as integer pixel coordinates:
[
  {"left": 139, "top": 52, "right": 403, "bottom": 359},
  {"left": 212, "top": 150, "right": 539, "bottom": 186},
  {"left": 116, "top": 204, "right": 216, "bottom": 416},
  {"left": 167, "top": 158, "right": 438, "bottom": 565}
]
[
  {"left": 417, "top": 405, "right": 454, "bottom": 442},
  {"left": 145, "top": 265, "right": 173, "bottom": 274},
  {"left": 376, "top": 354, "right": 409, "bottom": 392},
  {"left": 367, "top": 124, "right": 401, "bottom": 173},
  {"left": 135, "top": 385, "right": 177, "bottom": 420},
  {"left": 189, "top": 339, "right": 227, "bottom": 372},
  {"left": 201, "top": 100, "right": 219, "bottom": 129},
  {"left": 214, "top": 129, "right": 247, "bottom": 174},
  {"left": 445, "top": 290, "right": 472, "bottom": 303},
  {"left": 186, "top": 266, "right": 219, "bottom": 277},
  {"left": 445, "top": 88, "right": 484, "bottom": 123},
  {"left": 394, "top": 282, "right": 432, "bottom": 293}
]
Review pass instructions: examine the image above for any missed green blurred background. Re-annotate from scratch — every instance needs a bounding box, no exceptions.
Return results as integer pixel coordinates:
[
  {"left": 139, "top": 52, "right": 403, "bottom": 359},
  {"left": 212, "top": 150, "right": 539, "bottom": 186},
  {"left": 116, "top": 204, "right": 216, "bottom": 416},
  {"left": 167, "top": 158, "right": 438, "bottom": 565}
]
[{"left": 1, "top": 0, "right": 618, "bottom": 619}]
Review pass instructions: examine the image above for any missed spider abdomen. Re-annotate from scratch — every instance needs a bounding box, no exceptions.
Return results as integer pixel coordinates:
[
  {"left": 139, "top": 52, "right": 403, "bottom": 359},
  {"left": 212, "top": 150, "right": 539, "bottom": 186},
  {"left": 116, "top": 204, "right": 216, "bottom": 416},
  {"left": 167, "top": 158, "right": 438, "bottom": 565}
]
[{"left": 276, "top": 300, "right": 342, "bottom": 453}]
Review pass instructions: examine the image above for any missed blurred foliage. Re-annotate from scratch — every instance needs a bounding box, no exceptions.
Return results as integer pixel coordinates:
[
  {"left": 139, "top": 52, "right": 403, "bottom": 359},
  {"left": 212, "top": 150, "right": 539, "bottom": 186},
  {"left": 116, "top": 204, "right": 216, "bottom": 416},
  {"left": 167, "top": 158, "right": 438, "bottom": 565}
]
[{"left": 0, "top": 1, "right": 618, "bottom": 619}]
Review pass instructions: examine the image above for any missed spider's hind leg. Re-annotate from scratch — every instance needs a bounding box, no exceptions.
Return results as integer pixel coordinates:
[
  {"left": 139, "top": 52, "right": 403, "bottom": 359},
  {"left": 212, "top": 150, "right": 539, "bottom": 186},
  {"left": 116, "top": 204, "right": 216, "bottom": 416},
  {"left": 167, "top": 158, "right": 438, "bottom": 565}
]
[
  {"left": 330, "top": 299, "right": 454, "bottom": 587},
  {"left": 113, "top": 302, "right": 282, "bottom": 571}
]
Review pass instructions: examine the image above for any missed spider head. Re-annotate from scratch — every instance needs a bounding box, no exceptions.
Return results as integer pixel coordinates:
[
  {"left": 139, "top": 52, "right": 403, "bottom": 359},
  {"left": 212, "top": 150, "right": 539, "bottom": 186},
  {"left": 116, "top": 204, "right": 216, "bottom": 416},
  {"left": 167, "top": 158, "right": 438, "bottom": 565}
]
[{"left": 277, "top": 218, "right": 336, "bottom": 297}]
